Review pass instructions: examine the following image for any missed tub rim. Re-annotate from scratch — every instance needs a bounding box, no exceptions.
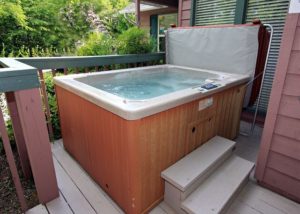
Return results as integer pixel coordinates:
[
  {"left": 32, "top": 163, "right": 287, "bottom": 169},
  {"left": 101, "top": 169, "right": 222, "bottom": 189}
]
[{"left": 54, "top": 64, "right": 250, "bottom": 120}]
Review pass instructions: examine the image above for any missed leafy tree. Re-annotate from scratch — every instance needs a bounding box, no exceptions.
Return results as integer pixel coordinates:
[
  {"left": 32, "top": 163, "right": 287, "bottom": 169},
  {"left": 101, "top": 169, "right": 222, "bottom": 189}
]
[
  {"left": 102, "top": 13, "right": 135, "bottom": 36},
  {"left": 0, "top": 0, "right": 71, "bottom": 55},
  {"left": 0, "top": 0, "right": 28, "bottom": 54},
  {"left": 117, "top": 27, "right": 156, "bottom": 54},
  {"left": 76, "top": 32, "right": 114, "bottom": 56},
  {"left": 0, "top": 0, "right": 141, "bottom": 57}
]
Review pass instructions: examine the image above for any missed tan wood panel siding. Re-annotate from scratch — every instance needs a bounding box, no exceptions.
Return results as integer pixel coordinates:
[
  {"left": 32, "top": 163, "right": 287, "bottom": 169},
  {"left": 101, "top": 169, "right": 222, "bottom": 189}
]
[
  {"left": 271, "top": 134, "right": 300, "bottom": 161},
  {"left": 137, "top": 86, "right": 244, "bottom": 210},
  {"left": 216, "top": 86, "right": 246, "bottom": 139},
  {"left": 56, "top": 84, "right": 245, "bottom": 213},
  {"left": 267, "top": 152, "right": 300, "bottom": 180},
  {"left": 56, "top": 87, "right": 135, "bottom": 213},
  {"left": 56, "top": 87, "right": 92, "bottom": 174}
]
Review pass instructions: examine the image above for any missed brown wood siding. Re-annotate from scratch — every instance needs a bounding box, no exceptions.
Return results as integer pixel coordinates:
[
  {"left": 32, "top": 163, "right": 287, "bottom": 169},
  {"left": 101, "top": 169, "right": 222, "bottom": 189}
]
[
  {"left": 267, "top": 152, "right": 300, "bottom": 180},
  {"left": 279, "top": 95, "right": 300, "bottom": 119},
  {"left": 56, "top": 84, "right": 245, "bottom": 213},
  {"left": 263, "top": 168, "right": 300, "bottom": 202},
  {"left": 288, "top": 52, "right": 300, "bottom": 74},
  {"left": 255, "top": 14, "right": 300, "bottom": 202},
  {"left": 179, "top": 0, "right": 191, "bottom": 26},
  {"left": 271, "top": 134, "right": 300, "bottom": 161}
]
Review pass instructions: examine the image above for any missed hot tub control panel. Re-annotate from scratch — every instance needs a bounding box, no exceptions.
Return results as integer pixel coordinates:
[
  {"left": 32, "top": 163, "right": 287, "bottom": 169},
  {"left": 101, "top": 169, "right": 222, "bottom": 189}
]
[
  {"left": 198, "top": 97, "right": 213, "bottom": 111},
  {"left": 201, "top": 83, "right": 218, "bottom": 90},
  {"left": 197, "top": 82, "right": 221, "bottom": 92}
]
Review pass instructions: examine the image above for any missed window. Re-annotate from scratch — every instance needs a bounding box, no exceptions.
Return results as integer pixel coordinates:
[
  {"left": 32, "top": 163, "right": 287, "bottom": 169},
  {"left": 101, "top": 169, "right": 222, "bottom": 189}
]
[{"left": 157, "top": 13, "right": 178, "bottom": 51}]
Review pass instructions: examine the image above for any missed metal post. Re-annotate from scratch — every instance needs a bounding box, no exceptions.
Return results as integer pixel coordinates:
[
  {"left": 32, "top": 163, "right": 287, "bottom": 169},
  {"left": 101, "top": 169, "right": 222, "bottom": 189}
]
[
  {"left": 241, "top": 24, "right": 274, "bottom": 136},
  {"left": 251, "top": 24, "right": 274, "bottom": 133}
]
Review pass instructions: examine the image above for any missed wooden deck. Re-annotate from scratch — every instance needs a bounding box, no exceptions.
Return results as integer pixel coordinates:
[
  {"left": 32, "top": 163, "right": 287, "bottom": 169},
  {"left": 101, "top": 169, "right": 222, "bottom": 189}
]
[{"left": 26, "top": 123, "right": 300, "bottom": 214}]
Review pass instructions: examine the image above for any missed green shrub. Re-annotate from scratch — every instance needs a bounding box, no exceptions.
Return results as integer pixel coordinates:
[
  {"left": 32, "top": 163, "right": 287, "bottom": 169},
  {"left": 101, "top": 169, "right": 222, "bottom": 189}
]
[
  {"left": 117, "top": 27, "right": 156, "bottom": 54},
  {"left": 76, "top": 32, "right": 114, "bottom": 56},
  {"left": 102, "top": 13, "right": 135, "bottom": 37},
  {"left": 0, "top": 94, "right": 15, "bottom": 154},
  {"left": 44, "top": 72, "right": 62, "bottom": 140}
]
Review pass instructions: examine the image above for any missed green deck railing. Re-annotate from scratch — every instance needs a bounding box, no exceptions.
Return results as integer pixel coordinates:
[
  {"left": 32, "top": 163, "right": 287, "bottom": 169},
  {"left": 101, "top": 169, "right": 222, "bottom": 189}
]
[
  {"left": 17, "top": 53, "right": 165, "bottom": 70},
  {"left": 0, "top": 52, "right": 165, "bottom": 212},
  {"left": 1, "top": 52, "right": 165, "bottom": 139}
]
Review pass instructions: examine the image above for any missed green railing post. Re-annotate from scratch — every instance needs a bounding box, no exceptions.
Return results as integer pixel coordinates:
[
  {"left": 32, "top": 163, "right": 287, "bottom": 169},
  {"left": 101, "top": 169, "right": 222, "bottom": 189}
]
[
  {"left": 190, "top": 0, "right": 197, "bottom": 26},
  {"left": 150, "top": 15, "right": 158, "bottom": 40},
  {"left": 234, "top": 0, "right": 249, "bottom": 24}
]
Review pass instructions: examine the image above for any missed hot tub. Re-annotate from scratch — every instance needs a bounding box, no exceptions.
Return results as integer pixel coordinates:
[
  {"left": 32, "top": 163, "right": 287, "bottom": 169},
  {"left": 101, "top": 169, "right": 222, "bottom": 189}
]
[
  {"left": 55, "top": 24, "right": 260, "bottom": 213},
  {"left": 55, "top": 65, "right": 249, "bottom": 120},
  {"left": 54, "top": 65, "right": 249, "bottom": 213}
]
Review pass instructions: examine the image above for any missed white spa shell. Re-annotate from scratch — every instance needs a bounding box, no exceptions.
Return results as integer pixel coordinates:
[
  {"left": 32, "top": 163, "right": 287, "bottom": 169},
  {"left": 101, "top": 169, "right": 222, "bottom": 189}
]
[{"left": 54, "top": 65, "right": 250, "bottom": 120}]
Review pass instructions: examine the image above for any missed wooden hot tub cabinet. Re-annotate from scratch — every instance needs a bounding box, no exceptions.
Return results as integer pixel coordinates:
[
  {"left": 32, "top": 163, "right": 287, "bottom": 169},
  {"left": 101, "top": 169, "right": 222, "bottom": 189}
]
[{"left": 56, "top": 84, "right": 246, "bottom": 213}]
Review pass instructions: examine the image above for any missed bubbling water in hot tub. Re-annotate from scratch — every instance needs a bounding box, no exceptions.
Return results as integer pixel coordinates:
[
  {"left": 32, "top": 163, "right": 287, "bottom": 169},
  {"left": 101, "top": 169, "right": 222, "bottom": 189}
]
[{"left": 79, "top": 67, "right": 215, "bottom": 100}]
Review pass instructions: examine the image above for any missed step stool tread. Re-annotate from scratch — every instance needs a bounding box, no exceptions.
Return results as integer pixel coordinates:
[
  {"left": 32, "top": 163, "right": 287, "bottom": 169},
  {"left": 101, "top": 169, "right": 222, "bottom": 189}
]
[
  {"left": 161, "top": 136, "right": 236, "bottom": 191},
  {"left": 181, "top": 155, "right": 254, "bottom": 214}
]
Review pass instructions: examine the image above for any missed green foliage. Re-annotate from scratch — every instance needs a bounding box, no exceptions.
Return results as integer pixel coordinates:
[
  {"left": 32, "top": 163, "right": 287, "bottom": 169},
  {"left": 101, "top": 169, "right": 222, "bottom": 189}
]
[
  {"left": 117, "top": 27, "right": 156, "bottom": 54},
  {"left": 43, "top": 72, "right": 62, "bottom": 140},
  {"left": 0, "top": 0, "right": 71, "bottom": 56},
  {"left": 77, "top": 27, "right": 157, "bottom": 56},
  {"left": 1, "top": 44, "right": 73, "bottom": 57},
  {"left": 0, "top": 0, "right": 158, "bottom": 149},
  {"left": 0, "top": 93, "right": 15, "bottom": 154},
  {"left": 0, "top": 0, "right": 132, "bottom": 56},
  {"left": 0, "top": 1, "right": 27, "bottom": 27},
  {"left": 60, "top": 0, "right": 95, "bottom": 43},
  {"left": 76, "top": 33, "right": 114, "bottom": 56},
  {"left": 0, "top": 0, "right": 155, "bottom": 57},
  {"left": 102, "top": 13, "right": 135, "bottom": 36}
]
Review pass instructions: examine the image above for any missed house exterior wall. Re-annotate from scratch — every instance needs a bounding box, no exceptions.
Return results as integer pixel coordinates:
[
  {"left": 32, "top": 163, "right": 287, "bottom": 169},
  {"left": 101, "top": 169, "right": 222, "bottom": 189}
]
[
  {"left": 140, "top": 7, "right": 178, "bottom": 29},
  {"left": 178, "top": 0, "right": 192, "bottom": 26},
  {"left": 255, "top": 13, "right": 300, "bottom": 203}
]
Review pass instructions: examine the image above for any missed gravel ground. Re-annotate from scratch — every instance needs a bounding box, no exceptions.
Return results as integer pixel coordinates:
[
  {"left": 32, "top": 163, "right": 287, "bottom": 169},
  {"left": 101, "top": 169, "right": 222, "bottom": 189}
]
[{"left": 0, "top": 150, "right": 39, "bottom": 213}]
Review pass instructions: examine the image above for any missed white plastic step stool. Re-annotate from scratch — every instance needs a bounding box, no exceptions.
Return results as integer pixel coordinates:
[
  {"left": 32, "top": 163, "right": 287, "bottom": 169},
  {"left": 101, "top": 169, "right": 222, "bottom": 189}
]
[{"left": 161, "top": 136, "right": 254, "bottom": 214}]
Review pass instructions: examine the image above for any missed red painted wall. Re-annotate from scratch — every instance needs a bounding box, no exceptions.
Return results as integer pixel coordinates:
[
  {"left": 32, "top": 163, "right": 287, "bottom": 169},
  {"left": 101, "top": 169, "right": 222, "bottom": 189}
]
[
  {"left": 255, "top": 13, "right": 300, "bottom": 203},
  {"left": 178, "top": 0, "right": 191, "bottom": 26}
]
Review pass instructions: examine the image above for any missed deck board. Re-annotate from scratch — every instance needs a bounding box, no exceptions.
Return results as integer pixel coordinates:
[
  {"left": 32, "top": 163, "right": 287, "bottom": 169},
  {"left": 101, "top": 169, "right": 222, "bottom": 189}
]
[
  {"left": 228, "top": 182, "right": 300, "bottom": 214},
  {"left": 227, "top": 199, "right": 261, "bottom": 214},
  {"left": 26, "top": 204, "right": 48, "bottom": 214},
  {"left": 149, "top": 206, "right": 168, "bottom": 214},
  {"left": 51, "top": 141, "right": 123, "bottom": 214},
  {"left": 52, "top": 157, "right": 96, "bottom": 214},
  {"left": 45, "top": 192, "right": 73, "bottom": 214},
  {"left": 26, "top": 123, "right": 300, "bottom": 214}
]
